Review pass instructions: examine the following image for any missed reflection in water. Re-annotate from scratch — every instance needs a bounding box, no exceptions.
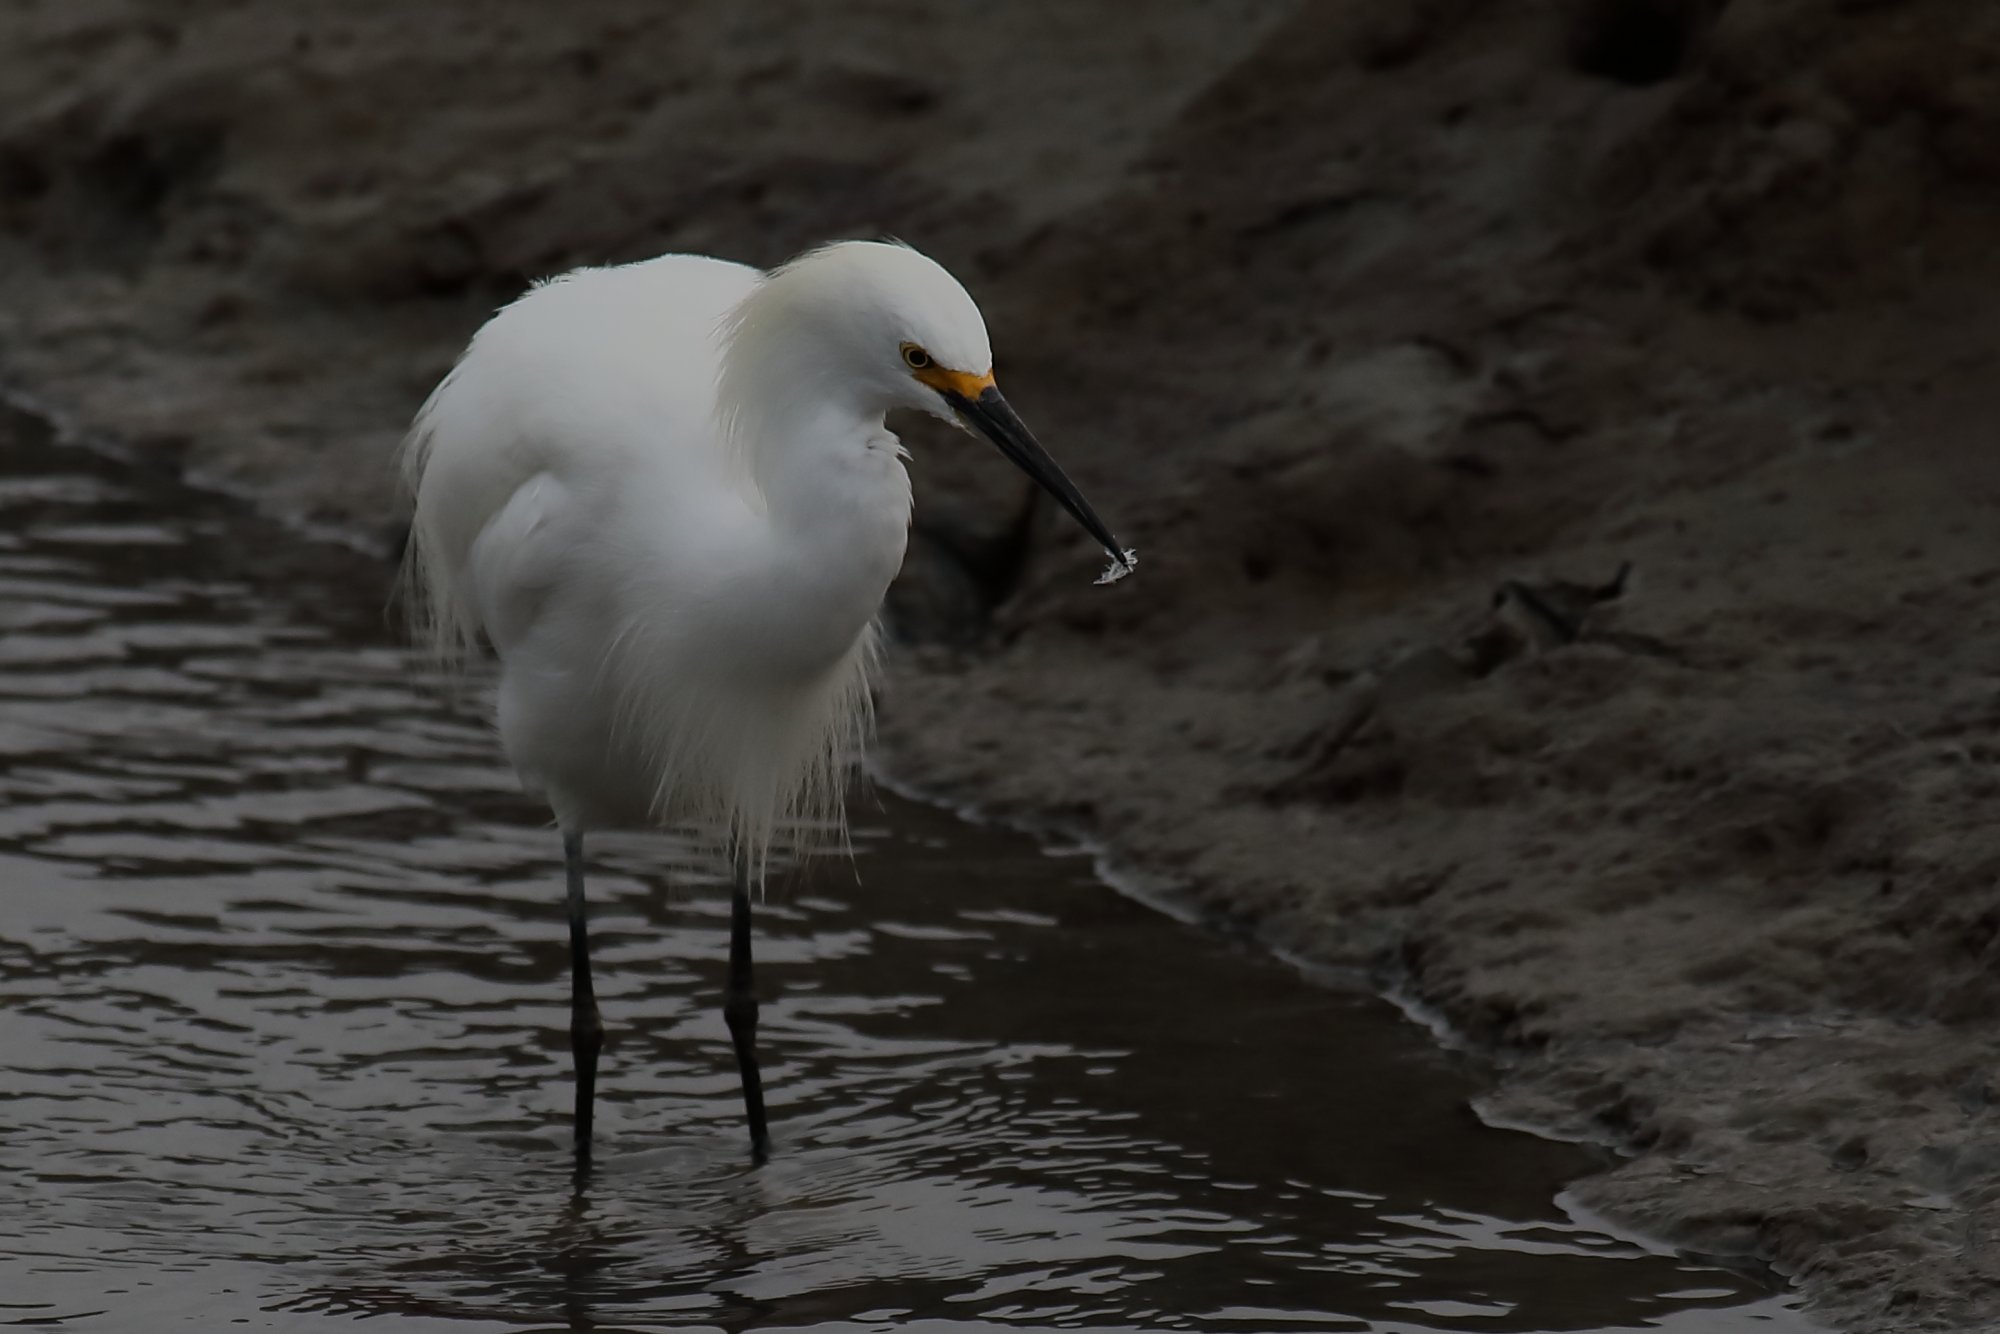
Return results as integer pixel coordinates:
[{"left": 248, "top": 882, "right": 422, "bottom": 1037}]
[{"left": 0, "top": 412, "right": 1812, "bottom": 1332}]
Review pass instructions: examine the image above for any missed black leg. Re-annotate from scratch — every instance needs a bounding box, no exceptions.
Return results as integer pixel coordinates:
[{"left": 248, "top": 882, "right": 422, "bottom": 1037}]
[
  {"left": 723, "top": 845, "right": 770, "bottom": 1162},
  {"left": 565, "top": 832, "right": 604, "bottom": 1166}
]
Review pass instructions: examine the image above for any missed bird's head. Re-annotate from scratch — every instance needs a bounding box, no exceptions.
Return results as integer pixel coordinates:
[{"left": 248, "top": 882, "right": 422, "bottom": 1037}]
[{"left": 761, "top": 241, "right": 1135, "bottom": 583}]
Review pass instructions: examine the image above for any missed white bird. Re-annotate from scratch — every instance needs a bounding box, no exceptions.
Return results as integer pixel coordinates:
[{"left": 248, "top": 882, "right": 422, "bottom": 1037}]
[{"left": 398, "top": 240, "right": 1133, "bottom": 1164}]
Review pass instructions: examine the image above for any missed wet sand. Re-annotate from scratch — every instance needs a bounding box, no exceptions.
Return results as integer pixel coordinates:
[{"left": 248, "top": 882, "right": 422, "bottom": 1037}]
[{"left": 2, "top": 4, "right": 1999, "bottom": 1329}]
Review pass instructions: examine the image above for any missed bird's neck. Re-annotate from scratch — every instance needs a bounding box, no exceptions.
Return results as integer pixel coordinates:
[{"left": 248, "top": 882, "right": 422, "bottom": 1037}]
[
  {"left": 717, "top": 332, "right": 912, "bottom": 655},
  {"left": 718, "top": 310, "right": 905, "bottom": 512},
  {"left": 727, "top": 379, "right": 897, "bottom": 516}
]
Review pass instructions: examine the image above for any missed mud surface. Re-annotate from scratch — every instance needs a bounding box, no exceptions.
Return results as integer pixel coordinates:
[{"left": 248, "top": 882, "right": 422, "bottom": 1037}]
[{"left": 3, "top": 3, "right": 1999, "bottom": 1329}]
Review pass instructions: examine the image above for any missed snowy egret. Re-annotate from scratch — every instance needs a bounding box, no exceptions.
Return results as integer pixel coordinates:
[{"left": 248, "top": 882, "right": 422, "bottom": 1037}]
[{"left": 398, "top": 240, "right": 1133, "bottom": 1163}]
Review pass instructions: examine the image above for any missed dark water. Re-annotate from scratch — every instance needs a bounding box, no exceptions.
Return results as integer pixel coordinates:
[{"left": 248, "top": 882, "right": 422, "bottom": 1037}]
[{"left": 0, "top": 412, "right": 1814, "bottom": 1332}]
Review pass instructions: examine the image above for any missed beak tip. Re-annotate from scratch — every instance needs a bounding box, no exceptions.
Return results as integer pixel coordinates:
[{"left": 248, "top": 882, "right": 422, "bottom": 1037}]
[
  {"left": 954, "top": 386, "right": 1130, "bottom": 585},
  {"left": 1094, "top": 548, "right": 1139, "bottom": 586}
]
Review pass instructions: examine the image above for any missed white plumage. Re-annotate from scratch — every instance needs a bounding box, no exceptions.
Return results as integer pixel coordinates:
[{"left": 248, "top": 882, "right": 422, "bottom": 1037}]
[
  {"left": 396, "top": 238, "right": 1130, "bottom": 1161},
  {"left": 399, "top": 240, "right": 1128, "bottom": 867}
]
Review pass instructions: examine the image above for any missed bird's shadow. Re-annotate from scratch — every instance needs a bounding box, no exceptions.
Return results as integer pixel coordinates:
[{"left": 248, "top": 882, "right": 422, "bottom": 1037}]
[{"left": 270, "top": 1138, "right": 786, "bottom": 1330}]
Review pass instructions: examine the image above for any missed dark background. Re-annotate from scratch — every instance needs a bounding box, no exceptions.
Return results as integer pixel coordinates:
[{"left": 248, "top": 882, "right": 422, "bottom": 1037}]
[{"left": 3, "top": 4, "right": 1998, "bottom": 1328}]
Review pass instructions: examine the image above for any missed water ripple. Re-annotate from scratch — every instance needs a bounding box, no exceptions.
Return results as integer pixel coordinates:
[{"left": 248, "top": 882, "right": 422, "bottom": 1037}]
[{"left": 0, "top": 413, "right": 1813, "bottom": 1332}]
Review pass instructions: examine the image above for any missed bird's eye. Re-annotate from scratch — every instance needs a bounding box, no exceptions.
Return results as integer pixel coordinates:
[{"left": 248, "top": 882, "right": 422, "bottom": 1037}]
[{"left": 901, "top": 344, "right": 933, "bottom": 370}]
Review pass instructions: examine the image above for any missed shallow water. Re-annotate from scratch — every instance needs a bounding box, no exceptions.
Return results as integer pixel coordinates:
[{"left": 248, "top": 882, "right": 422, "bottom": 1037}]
[{"left": 0, "top": 413, "right": 1814, "bottom": 1332}]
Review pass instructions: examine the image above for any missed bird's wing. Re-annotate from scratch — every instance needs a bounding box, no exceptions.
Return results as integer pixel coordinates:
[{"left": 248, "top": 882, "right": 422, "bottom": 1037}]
[
  {"left": 461, "top": 469, "right": 578, "bottom": 658},
  {"left": 399, "top": 253, "right": 763, "bottom": 661}
]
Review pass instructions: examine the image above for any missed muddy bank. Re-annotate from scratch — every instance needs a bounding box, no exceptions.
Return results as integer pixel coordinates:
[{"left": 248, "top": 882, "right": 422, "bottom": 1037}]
[{"left": 4, "top": 3, "right": 2000, "bottom": 1328}]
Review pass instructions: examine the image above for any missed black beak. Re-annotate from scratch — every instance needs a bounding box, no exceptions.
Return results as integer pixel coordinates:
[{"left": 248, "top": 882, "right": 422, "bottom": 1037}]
[{"left": 946, "top": 386, "right": 1133, "bottom": 579}]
